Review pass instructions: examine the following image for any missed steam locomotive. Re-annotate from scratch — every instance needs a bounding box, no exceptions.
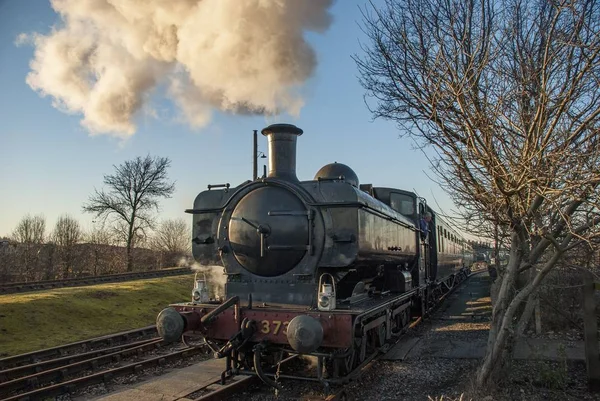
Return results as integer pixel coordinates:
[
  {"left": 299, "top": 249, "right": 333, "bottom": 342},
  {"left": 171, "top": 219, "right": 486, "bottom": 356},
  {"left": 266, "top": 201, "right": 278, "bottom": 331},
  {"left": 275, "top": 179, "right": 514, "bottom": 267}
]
[{"left": 157, "top": 123, "right": 474, "bottom": 387}]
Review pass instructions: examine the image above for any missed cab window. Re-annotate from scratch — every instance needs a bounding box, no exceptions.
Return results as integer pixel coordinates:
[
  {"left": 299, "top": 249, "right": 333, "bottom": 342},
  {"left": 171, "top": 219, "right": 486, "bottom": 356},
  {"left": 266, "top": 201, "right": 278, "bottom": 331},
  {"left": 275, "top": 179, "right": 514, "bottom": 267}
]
[{"left": 390, "top": 193, "right": 415, "bottom": 217}]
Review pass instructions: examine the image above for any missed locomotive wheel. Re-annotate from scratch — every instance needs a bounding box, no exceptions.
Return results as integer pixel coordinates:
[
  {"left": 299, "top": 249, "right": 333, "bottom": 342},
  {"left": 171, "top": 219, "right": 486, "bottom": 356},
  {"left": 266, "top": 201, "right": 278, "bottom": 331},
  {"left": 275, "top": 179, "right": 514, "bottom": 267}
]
[
  {"left": 326, "top": 346, "right": 357, "bottom": 378},
  {"left": 358, "top": 337, "right": 367, "bottom": 363},
  {"left": 377, "top": 323, "right": 386, "bottom": 347},
  {"left": 341, "top": 347, "right": 356, "bottom": 373},
  {"left": 402, "top": 308, "right": 410, "bottom": 328},
  {"left": 393, "top": 308, "right": 409, "bottom": 333}
]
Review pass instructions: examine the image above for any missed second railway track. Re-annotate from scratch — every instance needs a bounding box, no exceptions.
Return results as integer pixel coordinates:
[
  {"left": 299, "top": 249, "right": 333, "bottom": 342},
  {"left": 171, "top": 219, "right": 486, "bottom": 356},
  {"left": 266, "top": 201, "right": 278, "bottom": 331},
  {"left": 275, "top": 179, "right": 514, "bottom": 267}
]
[
  {"left": 0, "top": 267, "right": 192, "bottom": 295},
  {"left": 0, "top": 326, "right": 210, "bottom": 401}
]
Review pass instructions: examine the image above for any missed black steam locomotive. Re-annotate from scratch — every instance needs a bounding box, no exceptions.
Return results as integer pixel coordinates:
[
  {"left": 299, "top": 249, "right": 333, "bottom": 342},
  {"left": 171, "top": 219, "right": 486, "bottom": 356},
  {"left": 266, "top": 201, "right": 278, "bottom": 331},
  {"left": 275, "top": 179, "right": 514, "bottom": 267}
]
[{"left": 157, "top": 123, "right": 474, "bottom": 387}]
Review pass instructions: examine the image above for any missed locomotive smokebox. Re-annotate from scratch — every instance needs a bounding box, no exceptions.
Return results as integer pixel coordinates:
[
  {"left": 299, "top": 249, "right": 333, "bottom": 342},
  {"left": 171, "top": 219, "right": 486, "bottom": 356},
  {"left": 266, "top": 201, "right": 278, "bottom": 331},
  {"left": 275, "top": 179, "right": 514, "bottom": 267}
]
[{"left": 261, "top": 123, "right": 303, "bottom": 182}]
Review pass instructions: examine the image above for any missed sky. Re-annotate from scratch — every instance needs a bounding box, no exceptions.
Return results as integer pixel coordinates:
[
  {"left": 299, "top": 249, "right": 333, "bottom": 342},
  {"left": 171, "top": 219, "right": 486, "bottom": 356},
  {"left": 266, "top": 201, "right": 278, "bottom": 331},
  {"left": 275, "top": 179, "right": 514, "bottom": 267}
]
[{"left": 0, "top": 0, "right": 462, "bottom": 240}]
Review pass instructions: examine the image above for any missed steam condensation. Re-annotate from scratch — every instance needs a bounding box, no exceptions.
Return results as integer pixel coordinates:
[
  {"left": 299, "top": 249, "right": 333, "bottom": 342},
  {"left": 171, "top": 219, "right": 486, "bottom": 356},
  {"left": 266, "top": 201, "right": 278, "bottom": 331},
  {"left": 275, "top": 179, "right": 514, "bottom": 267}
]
[{"left": 24, "top": 0, "right": 334, "bottom": 137}]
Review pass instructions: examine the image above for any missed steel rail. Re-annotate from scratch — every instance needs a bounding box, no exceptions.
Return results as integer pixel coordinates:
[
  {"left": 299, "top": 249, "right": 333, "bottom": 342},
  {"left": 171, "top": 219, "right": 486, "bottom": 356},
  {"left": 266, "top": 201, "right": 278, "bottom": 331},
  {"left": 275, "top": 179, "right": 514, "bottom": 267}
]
[
  {"left": 0, "top": 325, "right": 157, "bottom": 370},
  {"left": 0, "top": 267, "right": 191, "bottom": 294},
  {"left": 0, "top": 339, "right": 165, "bottom": 396},
  {"left": 0, "top": 337, "right": 159, "bottom": 382},
  {"left": 0, "top": 347, "right": 204, "bottom": 401}
]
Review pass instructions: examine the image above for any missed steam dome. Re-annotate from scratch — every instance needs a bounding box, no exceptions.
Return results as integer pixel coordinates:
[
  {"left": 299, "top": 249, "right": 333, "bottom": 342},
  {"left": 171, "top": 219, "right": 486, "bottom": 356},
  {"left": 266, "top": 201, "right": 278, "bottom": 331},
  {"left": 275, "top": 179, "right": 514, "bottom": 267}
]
[{"left": 314, "top": 162, "right": 359, "bottom": 187}]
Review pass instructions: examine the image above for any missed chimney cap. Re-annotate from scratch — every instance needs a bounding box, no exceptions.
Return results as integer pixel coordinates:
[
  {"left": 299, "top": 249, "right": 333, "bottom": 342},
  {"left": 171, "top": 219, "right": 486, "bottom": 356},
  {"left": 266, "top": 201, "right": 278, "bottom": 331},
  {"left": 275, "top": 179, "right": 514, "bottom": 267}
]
[{"left": 261, "top": 123, "right": 303, "bottom": 137}]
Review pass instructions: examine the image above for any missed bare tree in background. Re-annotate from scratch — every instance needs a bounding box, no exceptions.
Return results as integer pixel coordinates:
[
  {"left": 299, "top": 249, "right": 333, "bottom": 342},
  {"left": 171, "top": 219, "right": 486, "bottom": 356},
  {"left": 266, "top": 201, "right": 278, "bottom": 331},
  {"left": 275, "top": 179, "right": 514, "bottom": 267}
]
[
  {"left": 11, "top": 214, "right": 46, "bottom": 280},
  {"left": 87, "top": 224, "right": 115, "bottom": 247},
  {"left": 83, "top": 155, "right": 175, "bottom": 271},
  {"left": 150, "top": 218, "right": 191, "bottom": 267},
  {"left": 52, "top": 214, "right": 82, "bottom": 278},
  {"left": 86, "top": 224, "right": 118, "bottom": 276},
  {"left": 356, "top": 0, "right": 600, "bottom": 385},
  {"left": 151, "top": 218, "right": 191, "bottom": 255},
  {"left": 11, "top": 214, "right": 46, "bottom": 244}
]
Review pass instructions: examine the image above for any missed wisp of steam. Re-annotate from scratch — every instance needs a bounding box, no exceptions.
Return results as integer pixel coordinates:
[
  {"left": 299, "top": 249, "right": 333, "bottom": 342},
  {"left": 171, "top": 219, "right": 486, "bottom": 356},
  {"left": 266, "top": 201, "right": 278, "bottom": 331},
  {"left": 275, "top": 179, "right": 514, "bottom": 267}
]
[
  {"left": 21, "top": 0, "right": 334, "bottom": 137},
  {"left": 189, "top": 262, "right": 227, "bottom": 300}
]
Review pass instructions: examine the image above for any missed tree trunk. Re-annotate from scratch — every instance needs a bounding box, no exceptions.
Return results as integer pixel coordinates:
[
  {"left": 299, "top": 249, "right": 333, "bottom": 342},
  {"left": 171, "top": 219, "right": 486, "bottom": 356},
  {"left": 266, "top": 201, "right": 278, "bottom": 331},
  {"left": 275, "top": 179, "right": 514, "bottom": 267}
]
[
  {"left": 477, "top": 238, "right": 563, "bottom": 386},
  {"left": 126, "top": 215, "right": 135, "bottom": 272},
  {"left": 126, "top": 239, "right": 133, "bottom": 272},
  {"left": 63, "top": 248, "right": 71, "bottom": 279},
  {"left": 516, "top": 292, "right": 537, "bottom": 336},
  {"left": 516, "top": 266, "right": 539, "bottom": 336},
  {"left": 535, "top": 299, "right": 542, "bottom": 334},
  {"left": 494, "top": 221, "right": 500, "bottom": 269},
  {"left": 476, "top": 231, "right": 522, "bottom": 385}
]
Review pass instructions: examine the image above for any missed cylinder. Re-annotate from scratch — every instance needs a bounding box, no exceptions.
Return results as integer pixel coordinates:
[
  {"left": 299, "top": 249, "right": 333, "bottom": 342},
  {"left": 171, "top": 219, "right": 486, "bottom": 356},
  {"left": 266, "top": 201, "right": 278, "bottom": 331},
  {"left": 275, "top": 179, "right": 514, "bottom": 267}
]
[{"left": 261, "top": 123, "right": 303, "bottom": 182}]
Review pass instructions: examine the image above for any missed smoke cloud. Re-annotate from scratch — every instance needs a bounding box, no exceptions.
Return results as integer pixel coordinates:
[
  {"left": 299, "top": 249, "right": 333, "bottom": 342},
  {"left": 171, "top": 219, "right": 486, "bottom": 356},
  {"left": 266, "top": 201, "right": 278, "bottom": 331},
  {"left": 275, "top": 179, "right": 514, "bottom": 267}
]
[{"left": 24, "top": 0, "right": 334, "bottom": 137}]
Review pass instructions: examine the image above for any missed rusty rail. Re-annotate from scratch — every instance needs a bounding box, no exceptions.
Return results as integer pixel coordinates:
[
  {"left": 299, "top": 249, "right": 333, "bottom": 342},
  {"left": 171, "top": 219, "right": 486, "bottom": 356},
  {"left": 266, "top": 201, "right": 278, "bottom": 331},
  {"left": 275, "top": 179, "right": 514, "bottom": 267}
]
[
  {"left": 0, "top": 325, "right": 157, "bottom": 370},
  {"left": 0, "top": 337, "right": 160, "bottom": 383},
  {"left": 0, "top": 346, "right": 204, "bottom": 401},
  {"left": 0, "top": 267, "right": 191, "bottom": 295}
]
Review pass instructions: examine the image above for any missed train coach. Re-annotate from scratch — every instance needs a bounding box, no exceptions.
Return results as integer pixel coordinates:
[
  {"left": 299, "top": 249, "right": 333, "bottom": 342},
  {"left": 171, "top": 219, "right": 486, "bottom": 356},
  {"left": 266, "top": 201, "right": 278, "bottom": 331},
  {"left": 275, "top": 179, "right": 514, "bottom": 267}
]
[{"left": 157, "top": 123, "right": 474, "bottom": 387}]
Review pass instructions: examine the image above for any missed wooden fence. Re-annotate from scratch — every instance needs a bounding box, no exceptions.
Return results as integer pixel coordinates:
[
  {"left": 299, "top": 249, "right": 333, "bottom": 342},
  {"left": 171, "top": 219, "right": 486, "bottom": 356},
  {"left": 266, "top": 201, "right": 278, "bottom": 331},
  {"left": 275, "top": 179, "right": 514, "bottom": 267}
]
[{"left": 583, "top": 271, "right": 600, "bottom": 391}]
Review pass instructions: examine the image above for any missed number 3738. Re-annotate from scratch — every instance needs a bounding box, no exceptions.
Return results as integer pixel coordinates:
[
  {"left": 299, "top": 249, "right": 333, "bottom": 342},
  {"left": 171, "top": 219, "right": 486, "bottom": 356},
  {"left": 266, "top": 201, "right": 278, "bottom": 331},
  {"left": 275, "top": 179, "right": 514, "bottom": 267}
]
[{"left": 260, "top": 320, "right": 289, "bottom": 335}]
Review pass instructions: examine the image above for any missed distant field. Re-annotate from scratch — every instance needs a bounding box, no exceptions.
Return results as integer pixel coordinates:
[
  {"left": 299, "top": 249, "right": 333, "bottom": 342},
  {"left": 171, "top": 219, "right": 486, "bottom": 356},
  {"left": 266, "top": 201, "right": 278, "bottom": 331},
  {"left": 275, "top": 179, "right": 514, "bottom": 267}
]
[{"left": 0, "top": 274, "right": 195, "bottom": 356}]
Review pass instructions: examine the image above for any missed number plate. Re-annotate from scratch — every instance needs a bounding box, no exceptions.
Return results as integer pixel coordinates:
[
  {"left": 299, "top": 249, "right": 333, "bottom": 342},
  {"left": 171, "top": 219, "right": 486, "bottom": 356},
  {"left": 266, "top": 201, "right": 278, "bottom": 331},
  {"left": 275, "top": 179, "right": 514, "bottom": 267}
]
[{"left": 259, "top": 319, "right": 290, "bottom": 336}]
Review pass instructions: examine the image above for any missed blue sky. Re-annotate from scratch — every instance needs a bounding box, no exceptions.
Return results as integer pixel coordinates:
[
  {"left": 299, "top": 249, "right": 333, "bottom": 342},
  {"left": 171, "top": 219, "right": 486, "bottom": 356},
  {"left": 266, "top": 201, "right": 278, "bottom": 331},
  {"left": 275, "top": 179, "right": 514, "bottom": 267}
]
[{"left": 0, "top": 0, "right": 459, "bottom": 239}]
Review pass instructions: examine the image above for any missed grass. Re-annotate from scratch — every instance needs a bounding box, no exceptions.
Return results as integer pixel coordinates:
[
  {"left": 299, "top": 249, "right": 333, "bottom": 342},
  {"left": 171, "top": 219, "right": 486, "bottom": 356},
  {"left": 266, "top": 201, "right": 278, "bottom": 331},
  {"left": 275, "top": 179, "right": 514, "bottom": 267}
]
[{"left": 0, "top": 274, "right": 195, "bottom": 357}]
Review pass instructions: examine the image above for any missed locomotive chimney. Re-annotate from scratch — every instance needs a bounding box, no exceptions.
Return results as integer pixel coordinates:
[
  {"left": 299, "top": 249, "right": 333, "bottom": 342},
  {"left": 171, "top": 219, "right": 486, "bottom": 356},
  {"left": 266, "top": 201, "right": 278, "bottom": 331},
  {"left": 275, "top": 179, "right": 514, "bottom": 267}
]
[{"left": 261, "top": 123, "right": 303, "bottom": 182}]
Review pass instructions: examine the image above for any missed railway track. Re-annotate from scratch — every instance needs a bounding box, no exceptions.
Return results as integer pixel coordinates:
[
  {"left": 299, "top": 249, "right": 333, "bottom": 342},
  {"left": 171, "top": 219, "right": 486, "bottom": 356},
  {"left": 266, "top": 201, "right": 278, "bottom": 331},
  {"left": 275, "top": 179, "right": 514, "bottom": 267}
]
[
  {"left": 0, "top": 326, "right": 158, "bottom": 371},
  {"left": 0, "top": 326, "right": 208, "bottom": 401},
  {"left": 0, "top": 267, "right": 191, "bottom": 295}
]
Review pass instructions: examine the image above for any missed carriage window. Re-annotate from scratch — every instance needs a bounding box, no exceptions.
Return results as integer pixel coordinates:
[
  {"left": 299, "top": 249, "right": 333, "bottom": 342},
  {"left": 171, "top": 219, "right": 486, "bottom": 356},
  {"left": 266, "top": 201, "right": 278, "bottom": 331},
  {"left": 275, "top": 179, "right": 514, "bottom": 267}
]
[{"left": 390, "top": 193, "right": 415, "bottom": 217}]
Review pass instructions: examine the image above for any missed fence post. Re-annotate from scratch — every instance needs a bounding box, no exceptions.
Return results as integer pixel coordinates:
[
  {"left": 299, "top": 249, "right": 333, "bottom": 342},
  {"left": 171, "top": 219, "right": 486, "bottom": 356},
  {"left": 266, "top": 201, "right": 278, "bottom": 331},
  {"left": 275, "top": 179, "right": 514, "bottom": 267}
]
[{"left": 583, "top": 270, "right": 600, "bottom": 391}]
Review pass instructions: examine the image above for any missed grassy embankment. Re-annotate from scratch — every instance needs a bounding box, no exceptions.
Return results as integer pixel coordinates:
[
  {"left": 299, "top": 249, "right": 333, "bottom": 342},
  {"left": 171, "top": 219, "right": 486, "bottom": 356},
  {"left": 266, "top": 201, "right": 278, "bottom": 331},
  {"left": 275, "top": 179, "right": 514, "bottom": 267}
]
[{"left": 0, "top": 274, "right": 195, "bottom": 357}]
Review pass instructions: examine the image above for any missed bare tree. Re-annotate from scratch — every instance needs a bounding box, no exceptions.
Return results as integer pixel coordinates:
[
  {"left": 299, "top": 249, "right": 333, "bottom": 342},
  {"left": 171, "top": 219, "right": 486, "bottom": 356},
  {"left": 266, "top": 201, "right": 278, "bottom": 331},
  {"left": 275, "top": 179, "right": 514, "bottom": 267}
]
[
  {"left": 83, "top": 155, "right": 175, "bottom": 271},
  {"left": 52, "top": 215, "right": 82, "bottom": 278},
  {"left": 151, "top": 218, "right": 191, "bottom": 255},
  {"left": 86, "top": 224, "right": 116, "bottom": 247},
  {"left": 86, "top": 224, "right": 118, "bottom": 276},
  {"left": 356, "top": 0, "right": 600, "bottom": 385},
  {"left": 11, "top": 214, "right": 46, "bottom": 244},
  {"left": 150, "top": 218, "right": 191, "bottom": 268},
  {"left": 11, "top": 215, "right": 46, "bottom": 280}
]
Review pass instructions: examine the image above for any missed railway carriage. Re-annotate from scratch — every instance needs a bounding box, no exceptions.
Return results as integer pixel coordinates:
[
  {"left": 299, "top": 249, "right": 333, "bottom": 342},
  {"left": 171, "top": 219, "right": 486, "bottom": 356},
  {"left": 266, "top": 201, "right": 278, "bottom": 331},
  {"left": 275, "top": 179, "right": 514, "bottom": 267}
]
[{"left": 157, "top": 123, "right": 474, "bottom": 387}]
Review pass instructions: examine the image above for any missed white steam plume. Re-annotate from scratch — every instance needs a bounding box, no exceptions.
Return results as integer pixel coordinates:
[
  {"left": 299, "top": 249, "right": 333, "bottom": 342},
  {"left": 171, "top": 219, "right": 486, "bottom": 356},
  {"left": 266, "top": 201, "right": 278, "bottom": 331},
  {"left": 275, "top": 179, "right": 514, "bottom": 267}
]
[
  {"left": 24, "top": 0, "right": 334, "bottom": 137},
  {"left": 188, "top": 261, "right": 227, "bottom": 300}
]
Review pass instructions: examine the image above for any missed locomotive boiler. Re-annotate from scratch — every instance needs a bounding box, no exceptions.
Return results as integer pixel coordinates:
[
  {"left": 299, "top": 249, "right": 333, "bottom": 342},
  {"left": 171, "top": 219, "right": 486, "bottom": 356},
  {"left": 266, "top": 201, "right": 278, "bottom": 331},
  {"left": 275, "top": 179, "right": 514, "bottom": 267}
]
[{"left": 157, "top": 123, "right": 472, "bottom": 386}]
